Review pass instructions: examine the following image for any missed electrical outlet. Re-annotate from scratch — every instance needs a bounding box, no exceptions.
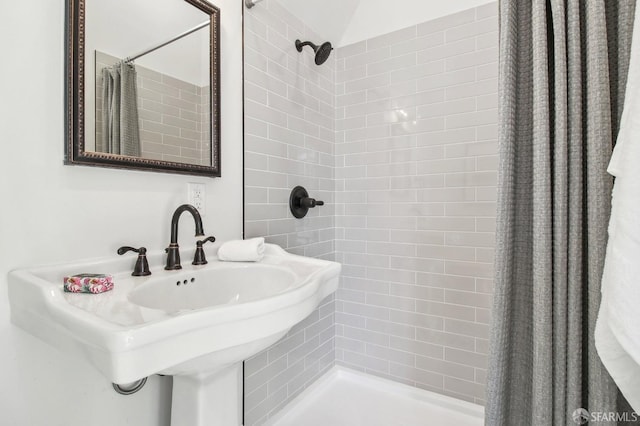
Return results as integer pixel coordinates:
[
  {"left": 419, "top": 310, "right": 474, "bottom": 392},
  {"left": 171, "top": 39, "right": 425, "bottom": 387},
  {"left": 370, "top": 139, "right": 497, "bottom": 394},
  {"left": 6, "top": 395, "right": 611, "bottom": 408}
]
[{"left": 188, "top": 183, "right": 206, "bottom": 216}]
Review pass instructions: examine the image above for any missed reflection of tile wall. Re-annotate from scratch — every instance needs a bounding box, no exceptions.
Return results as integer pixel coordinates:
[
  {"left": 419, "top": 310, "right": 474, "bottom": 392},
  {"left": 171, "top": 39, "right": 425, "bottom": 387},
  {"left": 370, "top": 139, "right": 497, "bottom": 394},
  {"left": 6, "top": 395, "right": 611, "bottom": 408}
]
[
  {"left": 242, "top": 0, "right": 336, "bottom": 424},
  {"left": 334, "top": 3, "right": 498, "bottom": 405},
  {"left": 200, "top": 85, "right": 211, "bottom": 165},
  {"left": 95, "top": 51, "right": 210, "bottom": 165}
]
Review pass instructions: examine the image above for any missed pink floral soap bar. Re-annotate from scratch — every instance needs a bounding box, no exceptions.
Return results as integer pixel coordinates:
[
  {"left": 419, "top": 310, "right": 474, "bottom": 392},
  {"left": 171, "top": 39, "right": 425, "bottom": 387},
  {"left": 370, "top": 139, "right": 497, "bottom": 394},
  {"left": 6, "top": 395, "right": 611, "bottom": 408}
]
[{"left": 63, "top": 273, "right": 114, "bottom": 294}]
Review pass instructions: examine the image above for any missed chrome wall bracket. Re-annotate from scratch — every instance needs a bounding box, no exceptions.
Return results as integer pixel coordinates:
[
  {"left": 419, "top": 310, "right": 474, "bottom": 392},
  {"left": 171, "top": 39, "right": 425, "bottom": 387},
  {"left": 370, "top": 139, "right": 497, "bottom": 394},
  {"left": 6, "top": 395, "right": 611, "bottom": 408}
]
[{"left": 245, "top": 0, "right": 264, "bottom": 9}]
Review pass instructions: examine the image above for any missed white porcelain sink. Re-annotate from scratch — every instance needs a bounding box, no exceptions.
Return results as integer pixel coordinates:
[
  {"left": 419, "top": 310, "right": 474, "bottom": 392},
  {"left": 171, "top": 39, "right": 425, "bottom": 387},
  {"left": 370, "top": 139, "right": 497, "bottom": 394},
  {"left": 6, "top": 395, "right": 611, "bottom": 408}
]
[
  {"left": 8, "top": 243, "right": 340, "bottom": 426},
  {"left": 129, "top": 264, "right": 296, "bottom": 312}
]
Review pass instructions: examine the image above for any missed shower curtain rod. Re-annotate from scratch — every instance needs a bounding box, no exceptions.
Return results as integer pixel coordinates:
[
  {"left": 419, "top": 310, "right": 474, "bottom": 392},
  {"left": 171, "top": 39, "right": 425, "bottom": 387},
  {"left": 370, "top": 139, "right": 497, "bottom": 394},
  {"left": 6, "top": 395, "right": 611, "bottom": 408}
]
[{"left": 124, "top": 20, "right": 210, "bottom": 63}]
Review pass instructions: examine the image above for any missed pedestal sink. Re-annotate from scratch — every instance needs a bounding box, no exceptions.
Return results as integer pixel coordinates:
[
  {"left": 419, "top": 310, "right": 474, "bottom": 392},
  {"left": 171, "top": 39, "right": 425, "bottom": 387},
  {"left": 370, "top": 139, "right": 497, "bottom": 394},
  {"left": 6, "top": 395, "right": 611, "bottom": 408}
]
[{"left": 8, "top": 244, "right": 341, "bottom": 426}]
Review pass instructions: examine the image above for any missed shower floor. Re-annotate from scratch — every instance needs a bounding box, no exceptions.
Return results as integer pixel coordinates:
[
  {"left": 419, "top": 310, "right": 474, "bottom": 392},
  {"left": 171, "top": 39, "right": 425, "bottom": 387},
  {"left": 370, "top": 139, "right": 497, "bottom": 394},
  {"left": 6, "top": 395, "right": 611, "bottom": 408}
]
[{"left": 263, "top": 366, "right": 484, "bottom": 426}]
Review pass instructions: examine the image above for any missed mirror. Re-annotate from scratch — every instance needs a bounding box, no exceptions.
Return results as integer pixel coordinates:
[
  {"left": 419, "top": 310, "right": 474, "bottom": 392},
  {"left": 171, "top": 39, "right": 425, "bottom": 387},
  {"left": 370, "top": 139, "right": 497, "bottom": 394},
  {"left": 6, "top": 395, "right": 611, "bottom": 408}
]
[{"left": 65, "top": 0, "right": 220, "bottom": 177}]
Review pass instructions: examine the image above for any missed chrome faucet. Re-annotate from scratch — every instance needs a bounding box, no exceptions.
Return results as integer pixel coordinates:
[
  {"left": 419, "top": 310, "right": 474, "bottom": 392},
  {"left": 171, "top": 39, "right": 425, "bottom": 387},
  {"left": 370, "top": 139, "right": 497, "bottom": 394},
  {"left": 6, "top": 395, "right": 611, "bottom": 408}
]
[{"left": 165, "top": 204, "right": 205, "bottom": 270}]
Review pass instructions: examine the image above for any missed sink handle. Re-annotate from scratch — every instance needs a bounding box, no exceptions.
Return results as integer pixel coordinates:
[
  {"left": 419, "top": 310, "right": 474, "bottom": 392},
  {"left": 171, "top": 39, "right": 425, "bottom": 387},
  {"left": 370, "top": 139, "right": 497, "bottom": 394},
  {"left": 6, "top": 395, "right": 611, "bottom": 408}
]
[
  {"left": 193, "top": 236, "right": 216, "bottom": 266},
  {"left": 117, "top": 246, "right": 151, "bottom": 276}
]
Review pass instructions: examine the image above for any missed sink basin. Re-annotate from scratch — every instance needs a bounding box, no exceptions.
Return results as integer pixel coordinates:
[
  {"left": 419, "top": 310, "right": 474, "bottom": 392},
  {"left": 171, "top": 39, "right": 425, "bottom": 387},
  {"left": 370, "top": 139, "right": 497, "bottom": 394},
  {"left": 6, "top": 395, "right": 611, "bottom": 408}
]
[
  {"left": 8, "top": 243, "right": 340, "bottom": 425},
  {"left": 129, "top": 264, "right": 297, "bottom": 312}
]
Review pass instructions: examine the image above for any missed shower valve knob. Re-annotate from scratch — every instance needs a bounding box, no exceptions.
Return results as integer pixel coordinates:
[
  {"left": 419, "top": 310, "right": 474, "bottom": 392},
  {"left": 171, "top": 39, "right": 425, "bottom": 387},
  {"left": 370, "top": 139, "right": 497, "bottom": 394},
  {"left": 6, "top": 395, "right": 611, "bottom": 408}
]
[
  {"left": 300, "top": 197, "right": 324, "bottom": 208},
  {"left": 289, "top": 186, "right": 324, "bottom": 219}
]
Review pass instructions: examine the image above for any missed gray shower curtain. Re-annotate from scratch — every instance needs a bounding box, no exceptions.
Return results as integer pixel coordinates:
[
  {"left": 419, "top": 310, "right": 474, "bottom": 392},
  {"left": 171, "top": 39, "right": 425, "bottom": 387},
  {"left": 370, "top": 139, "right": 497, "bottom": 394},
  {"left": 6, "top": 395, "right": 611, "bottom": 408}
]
[
  {"left": 486, "top": 1, "right": 636, "bottom": 425},
  {"left": 99, "top": 62, "right": 141, "bottom": 157}
]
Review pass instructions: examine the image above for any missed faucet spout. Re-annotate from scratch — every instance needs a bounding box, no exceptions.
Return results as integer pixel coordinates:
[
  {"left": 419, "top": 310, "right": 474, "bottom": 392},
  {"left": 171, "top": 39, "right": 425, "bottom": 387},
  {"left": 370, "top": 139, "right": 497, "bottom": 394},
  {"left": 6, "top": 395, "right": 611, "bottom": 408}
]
[
  {"left": 170, "top": 204, "right": 205, "bottom": 243},
  {"left": 166, "top": 204, "right": 205, "bottom": 270}
]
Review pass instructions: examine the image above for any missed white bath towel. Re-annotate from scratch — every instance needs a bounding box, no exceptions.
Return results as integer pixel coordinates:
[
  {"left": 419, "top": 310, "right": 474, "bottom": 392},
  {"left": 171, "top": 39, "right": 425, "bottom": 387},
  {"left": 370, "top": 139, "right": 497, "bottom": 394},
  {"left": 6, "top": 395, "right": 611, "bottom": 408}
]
[
  {"left": 595, "top": 4, "right": 640, "bottom": 412},
  {"left": 217, "top": 237, "right": 265, "bottom": 262}
]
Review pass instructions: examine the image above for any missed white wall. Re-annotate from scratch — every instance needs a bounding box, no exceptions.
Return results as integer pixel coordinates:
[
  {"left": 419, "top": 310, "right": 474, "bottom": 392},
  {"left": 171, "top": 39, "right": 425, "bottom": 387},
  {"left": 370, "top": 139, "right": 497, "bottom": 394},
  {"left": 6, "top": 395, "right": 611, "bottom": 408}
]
[
  {"left": 339, "top": 0, "right": 495, "bottom": 46},
  {"left": 0, "top": 0, "right": 243, "bottom": 425},
  {"left": 273, "top": 0, "right": 360, "bottom": 47},
  {"left": 274, "top": 0, "right": 495, "bottom": 47}
]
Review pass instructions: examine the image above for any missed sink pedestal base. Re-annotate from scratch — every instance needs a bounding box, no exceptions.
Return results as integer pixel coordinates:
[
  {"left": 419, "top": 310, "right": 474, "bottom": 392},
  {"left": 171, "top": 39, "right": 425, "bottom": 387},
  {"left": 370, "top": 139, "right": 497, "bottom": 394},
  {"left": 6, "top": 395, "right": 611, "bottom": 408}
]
[{"left": 171, "top": 363, "right": 243, "bottom": 426}]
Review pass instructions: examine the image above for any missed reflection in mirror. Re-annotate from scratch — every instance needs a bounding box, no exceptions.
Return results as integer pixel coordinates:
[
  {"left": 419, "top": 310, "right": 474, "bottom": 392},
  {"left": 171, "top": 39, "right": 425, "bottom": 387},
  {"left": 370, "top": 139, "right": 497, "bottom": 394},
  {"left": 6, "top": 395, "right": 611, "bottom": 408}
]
[
  {"left": 66, "top": 0, "right": 220, "bottom": 176},
  {"left": 95, "top": 59, "right": 142, "bottom": 157}
]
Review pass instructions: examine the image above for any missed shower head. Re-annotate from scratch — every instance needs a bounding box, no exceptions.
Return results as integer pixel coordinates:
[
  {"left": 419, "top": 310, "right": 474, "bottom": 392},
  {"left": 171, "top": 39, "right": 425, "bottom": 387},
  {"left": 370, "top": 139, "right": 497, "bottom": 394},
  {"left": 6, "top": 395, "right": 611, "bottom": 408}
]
[{"left": 295, "top": 39, "right": 333, "bottom": 65}]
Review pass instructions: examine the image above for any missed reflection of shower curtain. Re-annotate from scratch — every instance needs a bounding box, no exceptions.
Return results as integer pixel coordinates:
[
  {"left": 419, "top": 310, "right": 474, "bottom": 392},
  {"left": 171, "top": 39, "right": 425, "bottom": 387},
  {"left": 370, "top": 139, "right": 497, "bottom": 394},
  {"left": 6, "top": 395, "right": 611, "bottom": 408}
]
[{"left": 99, "top": 62, "right": 141, "bottom": 156}]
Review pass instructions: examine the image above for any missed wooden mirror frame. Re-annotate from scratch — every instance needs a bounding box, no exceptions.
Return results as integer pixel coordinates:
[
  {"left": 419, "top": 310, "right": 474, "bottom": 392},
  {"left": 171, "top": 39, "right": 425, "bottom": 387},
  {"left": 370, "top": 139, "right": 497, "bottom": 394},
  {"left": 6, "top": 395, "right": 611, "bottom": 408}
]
[{"left": 64, "top": 0, "right": 221, "bottom": 177}]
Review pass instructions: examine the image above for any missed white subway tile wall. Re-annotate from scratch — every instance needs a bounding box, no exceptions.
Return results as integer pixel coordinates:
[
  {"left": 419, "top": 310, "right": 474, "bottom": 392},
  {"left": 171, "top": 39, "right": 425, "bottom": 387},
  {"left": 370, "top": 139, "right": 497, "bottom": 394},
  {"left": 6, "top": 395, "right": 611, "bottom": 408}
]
[
  {"left": 334, "top": 2, "right": 497, "bottom": 405},
  {"left": 243, "top": 1, "right": 337, "bottom": 424},
  {"left": 95, "top": 51, "right": 211, "bottom": 165},
  {"left": 243, "top": 1, "right": 498, "bottom": 422}
]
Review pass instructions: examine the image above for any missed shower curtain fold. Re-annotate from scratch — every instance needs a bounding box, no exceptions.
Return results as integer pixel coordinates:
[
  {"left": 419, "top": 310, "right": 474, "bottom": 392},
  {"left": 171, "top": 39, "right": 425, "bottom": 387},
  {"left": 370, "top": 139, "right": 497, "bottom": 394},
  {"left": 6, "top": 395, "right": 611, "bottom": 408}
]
[
  {"left": 486, "top": 1, "right": 636, "bottom": 425},
  {"left": 99, "top": 62, "right": 141, "bottom": 157}
]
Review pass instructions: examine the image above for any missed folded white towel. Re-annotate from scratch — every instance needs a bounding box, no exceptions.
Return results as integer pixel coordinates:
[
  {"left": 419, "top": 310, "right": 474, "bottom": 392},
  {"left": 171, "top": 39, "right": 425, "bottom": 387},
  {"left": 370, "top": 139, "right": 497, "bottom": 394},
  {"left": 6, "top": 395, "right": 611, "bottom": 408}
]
[
  {"left": 595, "top": 4, "right": 640, "bottom": 412},
  {"left": 217, "top": 237, "right": 265, "bottom": 262}
]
